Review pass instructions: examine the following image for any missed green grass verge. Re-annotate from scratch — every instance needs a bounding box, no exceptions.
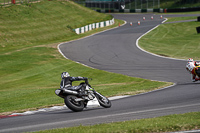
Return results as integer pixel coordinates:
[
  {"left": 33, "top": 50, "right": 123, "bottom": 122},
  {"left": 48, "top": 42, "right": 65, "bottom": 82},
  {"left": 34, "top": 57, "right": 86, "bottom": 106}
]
[
  {"left": 139, "top": 16, "right": 200, "bottom": 60},
  {"left": 165, "top": 16, "right": 198, "bottom": 22},
  {"left": 0, "top": 0, "right": 170, "bottom": 114},
  {"left": 34, "top": 112, "right": 200, "bottom": 133},
  {"left": 161, "top": 11, "right": 200, "bottom": 15},
  {"left": 0, "top": 0, "right": 112, "bottom": 54}
]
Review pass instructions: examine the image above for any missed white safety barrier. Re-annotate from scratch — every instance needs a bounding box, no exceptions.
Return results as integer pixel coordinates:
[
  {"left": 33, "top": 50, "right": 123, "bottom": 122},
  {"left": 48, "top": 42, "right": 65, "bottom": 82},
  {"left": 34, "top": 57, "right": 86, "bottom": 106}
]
[{"left": 74, "top": 18, "right": 115, "bottom": 34}]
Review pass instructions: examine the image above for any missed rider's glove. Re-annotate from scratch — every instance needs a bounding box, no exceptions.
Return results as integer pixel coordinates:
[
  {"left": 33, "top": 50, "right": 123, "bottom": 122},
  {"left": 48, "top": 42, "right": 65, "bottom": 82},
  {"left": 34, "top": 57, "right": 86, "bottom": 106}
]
[{"left": 84, "top": 78, "right": 88, "bottom": 84}]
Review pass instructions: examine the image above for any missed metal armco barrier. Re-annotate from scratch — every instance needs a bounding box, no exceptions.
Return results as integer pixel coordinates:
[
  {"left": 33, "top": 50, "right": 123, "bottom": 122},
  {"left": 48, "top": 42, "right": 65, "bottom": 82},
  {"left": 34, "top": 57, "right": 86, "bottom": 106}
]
[
  {"left": 95, "top": 8, "right": 163, "bottom": 13},
  {"left": 73, "top": 18, "right": 115, "bottom": 34}
]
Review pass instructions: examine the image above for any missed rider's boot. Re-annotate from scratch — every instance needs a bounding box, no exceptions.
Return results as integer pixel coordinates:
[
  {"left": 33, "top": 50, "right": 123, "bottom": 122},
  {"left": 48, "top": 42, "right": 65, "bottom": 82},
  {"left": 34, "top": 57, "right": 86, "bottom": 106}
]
[{"left": 195, "top": 77, "right": 200, "bottom": 81}]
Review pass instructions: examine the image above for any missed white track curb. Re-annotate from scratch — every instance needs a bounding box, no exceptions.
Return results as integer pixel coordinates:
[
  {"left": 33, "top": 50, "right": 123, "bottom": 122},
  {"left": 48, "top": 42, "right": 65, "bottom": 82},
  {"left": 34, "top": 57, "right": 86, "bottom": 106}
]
[
  {"left": 10, "top": 95, "right": 130, "bottom": 116},
  {"left": 136, "top": 17, "right": 187, "bottom": 61}
]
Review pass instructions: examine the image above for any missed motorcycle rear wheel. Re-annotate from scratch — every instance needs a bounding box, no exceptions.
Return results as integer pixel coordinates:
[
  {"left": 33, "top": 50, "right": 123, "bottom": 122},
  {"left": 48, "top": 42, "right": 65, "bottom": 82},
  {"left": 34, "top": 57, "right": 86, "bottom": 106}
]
[
  {"left": 95, "top": 93, "right": 111, "bottom": 108},
  {"left": 64, "top": 95, "right": 84, "bottom": 112}
]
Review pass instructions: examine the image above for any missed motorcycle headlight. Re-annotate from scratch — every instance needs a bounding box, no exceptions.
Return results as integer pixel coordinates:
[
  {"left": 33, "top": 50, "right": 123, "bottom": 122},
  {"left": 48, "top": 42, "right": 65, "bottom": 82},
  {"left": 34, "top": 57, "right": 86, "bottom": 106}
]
[{"left": 55, "top": 89, "right": 61, "bottom": 95}]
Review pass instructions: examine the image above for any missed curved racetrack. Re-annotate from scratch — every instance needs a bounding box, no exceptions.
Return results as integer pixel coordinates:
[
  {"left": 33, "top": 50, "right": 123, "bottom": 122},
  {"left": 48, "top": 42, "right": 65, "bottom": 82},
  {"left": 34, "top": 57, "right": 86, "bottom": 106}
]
[{"left": 1, "top": 13, "right": 200, "bottom": 133}]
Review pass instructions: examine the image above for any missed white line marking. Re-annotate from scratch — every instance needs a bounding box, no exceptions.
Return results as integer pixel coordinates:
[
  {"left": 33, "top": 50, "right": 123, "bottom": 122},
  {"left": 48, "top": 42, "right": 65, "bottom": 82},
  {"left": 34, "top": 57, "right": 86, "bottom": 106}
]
[
  {"left": 136, "top": 18, "right": 186, "bottom": 61},
  {"left": 1, "top": 103, "right": 200, "bottom": 133}
]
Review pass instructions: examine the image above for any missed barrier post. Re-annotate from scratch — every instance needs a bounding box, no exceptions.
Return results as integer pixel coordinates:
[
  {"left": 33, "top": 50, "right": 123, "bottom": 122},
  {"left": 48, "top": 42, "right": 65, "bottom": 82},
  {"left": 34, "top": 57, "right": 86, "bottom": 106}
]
[
  {"left": 164, "top": 8, "right": 167, "bottom": 13},
  {"left": 12, "top": 0, "right": 15, "bottom": 4}
]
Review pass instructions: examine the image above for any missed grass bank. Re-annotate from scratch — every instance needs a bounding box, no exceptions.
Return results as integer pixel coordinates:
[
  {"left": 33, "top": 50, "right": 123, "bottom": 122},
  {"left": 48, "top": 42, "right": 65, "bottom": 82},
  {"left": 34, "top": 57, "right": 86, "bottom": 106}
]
[
  {"left": 0, "top": 0, "right": 112, "bottom": 54},
  {"left": 139, "top": 14, "right": 200, "bottom": 60},
  {"left": 0, "top": 0, "right": 169, "bottom": 114},
  {"left": 35, "top": 112, "right": 200, "bottom": 133},
  {"left": 166, "top": 16, "right": 198, "bottom": 22}
]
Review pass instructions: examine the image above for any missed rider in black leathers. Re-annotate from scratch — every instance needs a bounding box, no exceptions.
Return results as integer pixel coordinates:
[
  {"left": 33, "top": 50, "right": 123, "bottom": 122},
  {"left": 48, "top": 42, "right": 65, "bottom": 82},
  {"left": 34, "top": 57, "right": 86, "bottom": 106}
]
[{"left": 60, "top": 72, "right": 88, "bottom": 96}]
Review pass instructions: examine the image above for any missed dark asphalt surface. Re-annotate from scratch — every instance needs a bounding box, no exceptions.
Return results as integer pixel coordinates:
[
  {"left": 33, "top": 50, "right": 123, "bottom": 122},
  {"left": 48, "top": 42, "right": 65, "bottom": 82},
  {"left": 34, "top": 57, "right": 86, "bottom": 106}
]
[
  {"left": 59, "top": 13, "right": 198, "bottom": 83},
  {"left": 1, "top": 13, "right": 200, "bottom": 133}
]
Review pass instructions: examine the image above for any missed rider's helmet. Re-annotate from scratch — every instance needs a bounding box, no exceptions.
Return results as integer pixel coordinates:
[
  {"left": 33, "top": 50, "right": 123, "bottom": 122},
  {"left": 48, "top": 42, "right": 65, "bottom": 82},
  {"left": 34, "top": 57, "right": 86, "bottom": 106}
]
[
  {"left": 61, "top": 72, "right": 70, "bottom": 79},
  {"left": 188, "top": 58, "right": 194, "bottom": 62}
]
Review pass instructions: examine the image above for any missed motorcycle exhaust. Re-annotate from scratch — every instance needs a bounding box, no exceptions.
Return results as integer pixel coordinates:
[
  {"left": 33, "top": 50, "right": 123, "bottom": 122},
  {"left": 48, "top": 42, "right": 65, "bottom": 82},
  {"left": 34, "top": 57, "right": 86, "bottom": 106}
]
[
  {"left": 63, "top": 89, "right": 79, "bottom": 95},
  {"left": 74, "top": 98, "right": 84, "bottom": 102}
]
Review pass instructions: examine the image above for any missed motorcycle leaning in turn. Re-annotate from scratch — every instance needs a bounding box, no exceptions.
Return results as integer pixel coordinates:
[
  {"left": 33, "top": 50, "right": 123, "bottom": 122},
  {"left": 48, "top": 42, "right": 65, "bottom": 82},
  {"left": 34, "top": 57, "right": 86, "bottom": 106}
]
[{"left": 55, "top": 78, "right": 111, "bottom": 112}]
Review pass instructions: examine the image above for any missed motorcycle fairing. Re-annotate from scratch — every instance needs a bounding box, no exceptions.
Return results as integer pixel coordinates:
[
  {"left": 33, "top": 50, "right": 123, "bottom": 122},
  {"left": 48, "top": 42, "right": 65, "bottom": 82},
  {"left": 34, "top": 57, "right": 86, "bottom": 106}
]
[{"left": 194, "top": 66, "right": 200, "bottom": 77}]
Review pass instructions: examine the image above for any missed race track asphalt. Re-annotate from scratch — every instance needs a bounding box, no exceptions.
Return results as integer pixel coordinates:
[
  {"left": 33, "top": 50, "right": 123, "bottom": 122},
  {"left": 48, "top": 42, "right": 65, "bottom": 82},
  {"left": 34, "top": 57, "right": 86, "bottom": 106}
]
[
  {"left": 1, "top": 13, "right": 200, "bottom": 133},
  {"left": 59, "top": 13, "right": 199, "bottom": 83}
]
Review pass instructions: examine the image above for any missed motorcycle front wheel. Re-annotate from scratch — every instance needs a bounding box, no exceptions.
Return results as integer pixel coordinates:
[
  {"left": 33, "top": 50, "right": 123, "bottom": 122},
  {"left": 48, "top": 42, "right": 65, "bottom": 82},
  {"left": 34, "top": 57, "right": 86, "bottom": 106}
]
[
  {"left": 64, "top": 95, "right": 84, "bottom": 112},
  {"left": 95, "top": 93, "right": 111, "bottom": 108}
]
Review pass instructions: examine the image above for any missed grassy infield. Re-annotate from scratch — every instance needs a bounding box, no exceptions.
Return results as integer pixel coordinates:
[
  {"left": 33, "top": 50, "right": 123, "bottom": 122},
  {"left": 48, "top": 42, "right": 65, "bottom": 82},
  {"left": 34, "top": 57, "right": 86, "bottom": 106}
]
[
  {"left": 139, "top": 16, "right": 200, "bottom": 60},
  {"left": 0, "top": 0, "right": 200, "bottom": 132}
]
